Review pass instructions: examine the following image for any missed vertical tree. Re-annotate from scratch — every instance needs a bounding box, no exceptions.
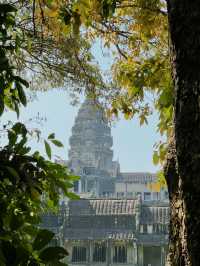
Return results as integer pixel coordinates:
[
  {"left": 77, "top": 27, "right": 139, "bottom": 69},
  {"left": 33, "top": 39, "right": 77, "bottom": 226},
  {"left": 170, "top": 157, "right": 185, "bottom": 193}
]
[{"left": 165, "top": 1, "right": 200, "bottom": 265}]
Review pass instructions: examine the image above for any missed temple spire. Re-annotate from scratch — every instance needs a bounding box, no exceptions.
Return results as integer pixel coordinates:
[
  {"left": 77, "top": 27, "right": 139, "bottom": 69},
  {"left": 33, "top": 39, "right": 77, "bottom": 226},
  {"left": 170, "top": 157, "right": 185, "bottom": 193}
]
[{"left": 68, "top": 98, "right": 113, "bottom": 174}]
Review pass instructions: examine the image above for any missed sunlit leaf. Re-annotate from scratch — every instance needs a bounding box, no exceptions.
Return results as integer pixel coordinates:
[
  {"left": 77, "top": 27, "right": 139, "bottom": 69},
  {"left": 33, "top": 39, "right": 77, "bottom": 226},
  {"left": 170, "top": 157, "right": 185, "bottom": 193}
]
[
  {"left": 51, "top": 139, "right": 63, "bottom": 147},
  {"left": 44, "top": 140, "right": 51, "bottom": 159}
]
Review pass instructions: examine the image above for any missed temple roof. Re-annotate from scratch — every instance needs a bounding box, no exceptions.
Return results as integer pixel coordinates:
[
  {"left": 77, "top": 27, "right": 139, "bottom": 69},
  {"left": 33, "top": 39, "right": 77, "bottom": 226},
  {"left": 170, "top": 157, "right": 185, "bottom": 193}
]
[
  {"left": 117, "top": 172, "right": 157, "bottom": 184},
  {"left": 68, "top": 199, "right": 137, "bottom": 216}
]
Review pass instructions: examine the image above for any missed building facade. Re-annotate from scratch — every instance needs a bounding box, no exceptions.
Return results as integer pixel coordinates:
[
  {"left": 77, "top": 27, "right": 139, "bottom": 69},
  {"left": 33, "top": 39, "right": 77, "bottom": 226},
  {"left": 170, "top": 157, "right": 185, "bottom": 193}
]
[
  {"left": 64, "top": 198, "right": 169, "bottom": 266},
  {"left": 42, "top": 98, "right": 169, "bottom": 266}
]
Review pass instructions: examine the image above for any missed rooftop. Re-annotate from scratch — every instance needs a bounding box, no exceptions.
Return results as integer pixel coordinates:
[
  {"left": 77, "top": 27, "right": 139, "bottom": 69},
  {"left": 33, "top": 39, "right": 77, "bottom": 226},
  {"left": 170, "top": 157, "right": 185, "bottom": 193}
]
[
  {"left": 69, "top": 199, "right": 137, "bottom": 216},
  {"left": 117, "top": 172, "right": 157, "bottom": 184}
]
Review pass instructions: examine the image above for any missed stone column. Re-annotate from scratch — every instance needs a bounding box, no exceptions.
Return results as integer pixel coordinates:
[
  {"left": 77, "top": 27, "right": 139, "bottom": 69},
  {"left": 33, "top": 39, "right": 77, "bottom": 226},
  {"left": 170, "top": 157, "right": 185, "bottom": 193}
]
[
  {"left": 107, "top": 238, "right": 112, "bottom": 266},
  {"left": 85, "top": 179, "right": 88, "bottom": 193},
  {"left": 133, "top": 241, "right": 138, "bottom": 265},
  {"left": 110, "top": 243, "right": 113, "bottom": 265},
  {"left": 161, "top": 245, "right": 166, "bottom": 266},
  {"left": 78, "top": 179, "right": 82, "bottom": 193},
  {"left": 135, "top": 195, "right": 141, "bottom": 233},
  {"left": 90, "top": 240, "right": 94, "bottom": 266},
  {"left": 138, "top": 245, "right": 144, "bottom": 266},
  {"left": 88, "top": 240, "right": 93, "bottom": 265}
]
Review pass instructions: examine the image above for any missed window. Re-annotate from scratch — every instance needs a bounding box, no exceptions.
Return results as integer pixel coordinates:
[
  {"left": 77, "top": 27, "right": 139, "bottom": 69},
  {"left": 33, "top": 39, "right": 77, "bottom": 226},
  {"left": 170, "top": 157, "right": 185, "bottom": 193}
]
[
  {"left": 72, "top": 246, "right": 87, "bottom": 262},
  {"left": 113, "top": 246, "right": 127, "bottom": 263},
  {"left": 93, "top": 244, "right": 106, "bottom": 262},
  {"left": 144, "top": 192, "right": 151, "bottom": 201}
]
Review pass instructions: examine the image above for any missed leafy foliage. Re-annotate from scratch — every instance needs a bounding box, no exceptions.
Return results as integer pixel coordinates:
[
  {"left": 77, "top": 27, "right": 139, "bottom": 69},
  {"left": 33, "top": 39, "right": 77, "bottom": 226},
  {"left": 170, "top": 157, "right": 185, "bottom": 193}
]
[
  {"left": 60, "top": 0, "right": 173, "bottom": 167},
  {"left": 0, "top": 1, "right": 105, "bottom": 98},
  {"left": 0, "top": 3, "right": 83, "bottom": 265},
  {"left": 0, "top": 3, "right": 28, "bottom": 116},
  {"left": 1, "top": 1, "right": 174, "bottom": 167},
  {"left": 0, "top": 121, "right": 78, "bottom": 265}
]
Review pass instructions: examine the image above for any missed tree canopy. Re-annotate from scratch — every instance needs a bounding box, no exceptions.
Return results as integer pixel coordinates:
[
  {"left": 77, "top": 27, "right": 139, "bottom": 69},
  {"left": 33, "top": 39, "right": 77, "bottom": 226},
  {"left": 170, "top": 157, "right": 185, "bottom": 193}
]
[{"left": 58, "top": 0, "right": 173, "bottom": 166}]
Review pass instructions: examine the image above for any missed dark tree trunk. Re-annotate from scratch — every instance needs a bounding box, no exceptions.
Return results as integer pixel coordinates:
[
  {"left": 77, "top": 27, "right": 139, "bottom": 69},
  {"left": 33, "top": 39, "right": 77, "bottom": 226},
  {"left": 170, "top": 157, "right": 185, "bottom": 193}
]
[
  {"left": 166, "top": 1, "right": 200, "bottom": 265},
  {"left": 164, "top": 137, "right": 188, "bottom": 265}
]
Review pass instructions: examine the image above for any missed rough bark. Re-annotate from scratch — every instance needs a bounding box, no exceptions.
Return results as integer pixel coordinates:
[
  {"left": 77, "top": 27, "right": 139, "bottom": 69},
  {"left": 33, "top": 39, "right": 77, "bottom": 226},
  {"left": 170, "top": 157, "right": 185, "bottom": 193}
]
[
  {"left": 166, "top": 1, "right": 200, "bottom": 265},
  {"left": 164, "top": 136, "right": 189, "bottom": 265}
]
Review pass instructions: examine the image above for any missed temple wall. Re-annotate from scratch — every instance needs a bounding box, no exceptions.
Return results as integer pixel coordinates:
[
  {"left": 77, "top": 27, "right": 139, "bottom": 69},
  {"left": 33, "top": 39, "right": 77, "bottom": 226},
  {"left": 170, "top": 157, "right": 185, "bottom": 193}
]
[
  {"left": 65, "top": 240, "right": 138, "bottom": 265},
  {"left": 64, "top": 240, "right": 166, "bottom": 266}
]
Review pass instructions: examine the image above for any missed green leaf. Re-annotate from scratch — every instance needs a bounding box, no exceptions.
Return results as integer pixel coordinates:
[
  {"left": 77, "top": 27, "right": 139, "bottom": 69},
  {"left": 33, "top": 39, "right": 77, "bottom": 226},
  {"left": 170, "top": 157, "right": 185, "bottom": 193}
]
[
  {"left": 46, "top": 0, "right": 53, "bottom": 4},
  {"left": 12, "top": 122, "right": 27, "bottom": 137},
  {"left": 44, "top": 140, "right": 51, "bottom": 159},
  {"left": 51, "top": 139, "right": 63, "bottom": 147},
  {"left": 10, "top": 214, "right": 23, "bottom": 231},
  {"left": 48, "top": 262, "right": 68, "bottom": 266},
  {"left": 6, "top": 166, "right": 20, "bottom": 180},
  {"left": 39, "top": 247, "right": 68, "bottom": 262},
  {"left": 0, "top": 247, "right": 6, "bottom": 265},
  {"left": 56, "top": 180, "right": 70, "bottom": 194},
  {"left": 63, "top": 9, "right": 72, "bottom": 25},
  {"left": 0, "top": 94, "right": 4, "bottom": 116},
  {"left": 140, "top": 115, "right": 148, "bottom": 126},
  {"left": 48, "top": 133, "right": 55, "bottom": 140},
  {"left": 1, "top": 241, "right": 17, "bottom": 264},
  {"left": 72, "top": 12, "right": 81, "bottom": 35},
  {"left": 33, "top": 229, "right": 55, "bottom": 251},
  {"left": 16, "top": 82, "right": 27, "bottom": 106},
  {"left": 14, "top": 76, "right": 29, "bottom": 88},
  {"left": 15, "top": 246, "right": 30, "bottom": 265},
  {"left": 0, "top": 4, "right": 17, "bottom": 13},
  {"left": 70, "top": 175, "right": 80, "bottom": 181},
  {"left": 66, "top": 191, "right": 80, "bottom": 199},
  {"left": 8, "top": 129, "right": 17, "bottom": 146},
  {"left": 153, "top": 151, "right": 159, "bottom": 165},
  {"left": 14, "top": 101, "right": 20, "bottom": 118}
]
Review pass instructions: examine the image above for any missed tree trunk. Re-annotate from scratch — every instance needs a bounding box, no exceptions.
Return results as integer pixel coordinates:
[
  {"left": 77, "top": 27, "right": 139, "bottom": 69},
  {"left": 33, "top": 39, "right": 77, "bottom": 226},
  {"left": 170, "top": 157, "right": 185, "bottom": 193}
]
[
  {"left": 166, "top": 1, "right": 200, "bottom": 265},
  {"left": 164, "top": 137, "right": 189, "bottom": 265}
]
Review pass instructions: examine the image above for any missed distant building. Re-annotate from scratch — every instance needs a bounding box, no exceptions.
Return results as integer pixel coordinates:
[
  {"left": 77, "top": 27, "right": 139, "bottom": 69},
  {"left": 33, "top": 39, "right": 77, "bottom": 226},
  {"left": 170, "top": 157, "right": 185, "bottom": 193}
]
[
  {"left": 42, "top": 98, "right": 169, "bottom": 266},
  {"left": 64, "top": 198, "right": 169, "bottom": 266}
]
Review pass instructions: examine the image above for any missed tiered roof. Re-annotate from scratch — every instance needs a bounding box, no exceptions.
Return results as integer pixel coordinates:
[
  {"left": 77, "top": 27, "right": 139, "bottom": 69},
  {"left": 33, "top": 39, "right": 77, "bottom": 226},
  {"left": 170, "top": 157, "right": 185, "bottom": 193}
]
[
  {"left": 118, "top": 172, "right": 157, "bottom": 184},
  {"left": 69, "top": 199, "right": 137, "bottom": 216}
]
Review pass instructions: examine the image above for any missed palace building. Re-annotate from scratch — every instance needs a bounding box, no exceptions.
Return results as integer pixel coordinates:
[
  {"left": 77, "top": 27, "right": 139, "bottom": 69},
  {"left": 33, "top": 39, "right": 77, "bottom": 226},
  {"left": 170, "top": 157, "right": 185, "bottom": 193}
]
[{"left": 42, "top": 98, "right": 169, "bottom": 266}]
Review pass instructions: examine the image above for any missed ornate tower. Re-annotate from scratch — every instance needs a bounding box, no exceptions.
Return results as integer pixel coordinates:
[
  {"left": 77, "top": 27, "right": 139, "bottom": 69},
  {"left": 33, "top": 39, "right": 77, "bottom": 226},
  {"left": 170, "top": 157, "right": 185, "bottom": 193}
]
[{"left": 68, "top": 98, "right": 114, "bottom": 175}]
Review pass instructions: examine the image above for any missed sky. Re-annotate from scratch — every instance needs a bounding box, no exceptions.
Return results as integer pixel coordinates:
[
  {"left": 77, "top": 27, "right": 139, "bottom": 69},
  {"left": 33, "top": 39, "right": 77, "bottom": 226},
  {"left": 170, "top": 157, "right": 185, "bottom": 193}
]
[{"left": 0, "top": 89, "right": 161, "bottom": 173}]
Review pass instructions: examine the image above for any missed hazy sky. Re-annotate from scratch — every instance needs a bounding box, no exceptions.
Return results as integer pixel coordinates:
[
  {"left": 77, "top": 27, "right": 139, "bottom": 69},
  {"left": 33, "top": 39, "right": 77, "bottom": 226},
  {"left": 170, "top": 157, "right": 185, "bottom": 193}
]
[{"left": 1, "top": 89, "right": 161, "bottom": 173}]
